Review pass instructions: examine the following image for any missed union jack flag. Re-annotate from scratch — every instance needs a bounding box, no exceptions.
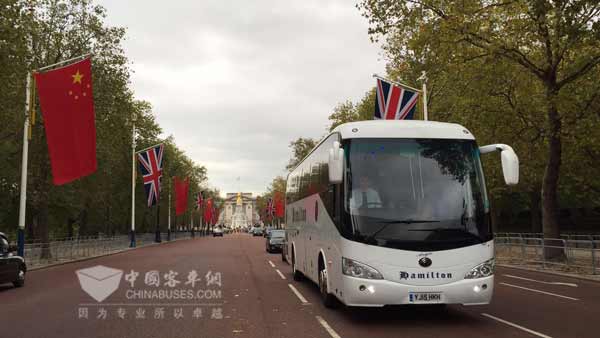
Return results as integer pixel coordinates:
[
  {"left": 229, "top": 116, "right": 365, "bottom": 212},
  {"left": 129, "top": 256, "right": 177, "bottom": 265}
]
[
  {"left": 137, "top": 144, "right": 164, "bottom": 207},
  {"left": 374, "top": 78, "right": 419, "bottom": 120},
  {"left": 266, "top": 198, "right": 275, "bottom": 218},
  {"left": 195, "top": 191, "right": 204, "bottom": 210}
]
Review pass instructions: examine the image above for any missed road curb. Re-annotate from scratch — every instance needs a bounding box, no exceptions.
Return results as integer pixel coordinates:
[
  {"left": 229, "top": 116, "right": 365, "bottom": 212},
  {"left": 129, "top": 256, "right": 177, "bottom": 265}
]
[
  {"left": 498, "top": 263, "right": 600, "bottom": 284},
  {"left": 28, "top": 237, "right": 196, "bottom": 272}
]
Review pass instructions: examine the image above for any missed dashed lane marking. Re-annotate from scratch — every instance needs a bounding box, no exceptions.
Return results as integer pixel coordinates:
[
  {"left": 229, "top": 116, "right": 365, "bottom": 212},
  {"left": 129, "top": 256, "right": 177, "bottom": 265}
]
[
  {"left": 316, "top": 316, "right": 342, "bottom": 338},
  {"left": 268, "top": 260, "right": 275, "bottom": 267},
  {"left": 288, "top": 283, "right": 309, "bottom": 304},
  {"left": 503, "top": 274, "right": 578, "bottom": 287},
  {"left": 276, "top": 269, "right": 286, "bottom": 280},
  {"left": 482, "top": 313, "right": 553, "bottom": 338},
  {"left": 500, "top": 282, "right": 579, "bottom": 301}
]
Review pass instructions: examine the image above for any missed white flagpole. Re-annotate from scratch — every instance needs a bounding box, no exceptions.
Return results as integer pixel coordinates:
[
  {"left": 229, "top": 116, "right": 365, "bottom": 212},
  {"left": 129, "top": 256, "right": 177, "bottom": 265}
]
[
  {"left": 418, "top": 71, "right": 428, "bottom": 121},
  {"left": 130, "top": 120, "right": 136, "bottom": 247},
  {"left": 423, "top": 83, "right": 428, "bottom": 121},
  {"left": 17, "top": 73, "right": 31, "bottom": 257}
]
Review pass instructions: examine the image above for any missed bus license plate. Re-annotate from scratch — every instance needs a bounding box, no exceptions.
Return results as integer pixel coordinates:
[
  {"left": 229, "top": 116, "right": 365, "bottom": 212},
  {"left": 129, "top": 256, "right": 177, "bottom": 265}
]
[{"left": 409, "top": 292, "right": 442, "bottom": 303}]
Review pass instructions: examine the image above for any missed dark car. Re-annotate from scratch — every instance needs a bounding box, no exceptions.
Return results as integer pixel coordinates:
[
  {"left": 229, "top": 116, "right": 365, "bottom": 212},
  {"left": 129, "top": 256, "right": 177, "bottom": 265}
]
[
  {"left": 265, "top": 229, "right": 285, "bottom": 253},
  {"left": 0, "top": 232, "right": 26, "bottom": 288}
]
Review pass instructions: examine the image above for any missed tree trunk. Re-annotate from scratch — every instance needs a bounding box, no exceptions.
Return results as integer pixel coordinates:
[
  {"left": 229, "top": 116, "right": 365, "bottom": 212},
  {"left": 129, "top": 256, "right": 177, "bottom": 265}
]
[
  {"left": 530, "top": 189, "right": 542, "bottom": 233},
  {"left": 67, "top": 217, "right": 75, "bottom": 239},
  {"left": 38, "top": 197, "right": 51, "bottom": 259},
  {"left": 541, "top": 86, "right": 563, "bottom": 259}
]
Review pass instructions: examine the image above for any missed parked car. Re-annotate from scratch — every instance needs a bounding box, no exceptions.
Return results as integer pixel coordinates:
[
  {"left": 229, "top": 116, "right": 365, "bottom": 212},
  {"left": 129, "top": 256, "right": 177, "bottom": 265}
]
[
  {"left": 266, "top": 229, "right": 285, "bottom": 253},
  {"left": 252, "top": 226, "right": 263, "bottom": 236},
  {"left": 212, "top": 227, "right": 224, "bottom": 237},
  {"left": 0, "top": 232, "right": 26, "bottom": 288}
]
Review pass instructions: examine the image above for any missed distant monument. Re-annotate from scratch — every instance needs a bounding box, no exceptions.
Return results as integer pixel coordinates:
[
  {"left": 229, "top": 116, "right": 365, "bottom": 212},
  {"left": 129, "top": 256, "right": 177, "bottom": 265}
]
[{"left": 222, "top": 192, "right": 259, "bottom": 229}]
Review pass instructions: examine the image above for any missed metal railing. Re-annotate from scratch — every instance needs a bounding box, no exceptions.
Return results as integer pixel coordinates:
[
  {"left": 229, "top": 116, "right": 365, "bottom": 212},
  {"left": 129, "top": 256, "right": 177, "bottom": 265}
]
[
  {"left": 495, "top": 236, "right": 600, "bottom": 275},
  {"left": 495, "top": 232, "right": 600, "bottom": 241},
  {"left": 22, "top": 231, "right": 195, "bottom": 269}
]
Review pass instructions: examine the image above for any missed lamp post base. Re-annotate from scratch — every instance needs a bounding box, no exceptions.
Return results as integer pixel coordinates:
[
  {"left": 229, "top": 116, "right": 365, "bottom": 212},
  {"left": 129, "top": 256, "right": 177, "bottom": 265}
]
[
  {"left": 17, "top": 228, "right": 25, "bottom": 257},
  {"left": 130, "top": 230, "right": 136, "bottom": 248}
]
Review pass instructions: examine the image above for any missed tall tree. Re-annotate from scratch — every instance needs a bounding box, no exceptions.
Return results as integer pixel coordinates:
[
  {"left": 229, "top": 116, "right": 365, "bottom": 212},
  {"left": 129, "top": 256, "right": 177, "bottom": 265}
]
[
  {"left": 359, "top": 0, "right": 600, "bottom": 249},
  {"left": 285, "top": 137, "right": 317, "bottom": 171}
]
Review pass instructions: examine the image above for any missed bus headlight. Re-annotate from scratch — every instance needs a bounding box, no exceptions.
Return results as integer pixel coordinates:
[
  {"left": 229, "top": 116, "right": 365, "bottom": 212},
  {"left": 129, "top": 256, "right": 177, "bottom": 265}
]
[
  {"left": 464, "top": 258, "right": 495, "bottom": 279},
  {"left": 342, "top": 258, "right": 383, "bottom": 280}
]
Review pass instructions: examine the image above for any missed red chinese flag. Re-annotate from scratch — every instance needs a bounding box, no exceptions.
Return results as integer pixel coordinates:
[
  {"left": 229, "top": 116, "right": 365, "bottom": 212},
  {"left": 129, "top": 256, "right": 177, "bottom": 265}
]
[
  {"left": 275, "top": 192, "right": 285, "bottom": 218},
  {"left": 174, "top": 176, "right": 189, "bottom": 216},
  {"left": 35, "top": 58, "right": 97, "bottom": 185},
  {"left": 204, "top": 198, "right": 213, "bottom": 221}
]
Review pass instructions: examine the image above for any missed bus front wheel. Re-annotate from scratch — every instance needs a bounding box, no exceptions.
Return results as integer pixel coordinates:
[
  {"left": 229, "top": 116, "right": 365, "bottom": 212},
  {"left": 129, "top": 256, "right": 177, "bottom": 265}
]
[{"left": 318, "top": 268, "right": 337, "bottom": 308}]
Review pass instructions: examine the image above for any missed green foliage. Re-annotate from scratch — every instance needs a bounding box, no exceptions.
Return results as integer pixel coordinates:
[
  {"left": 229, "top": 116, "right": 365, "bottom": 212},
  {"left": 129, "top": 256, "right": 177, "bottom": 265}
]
[
  {"left": 285, "top": 137, "right": 318, "bottom": 171},
  {"left": 352, "top": 0, "right": 600, "bottom": 232},
  {"left": 0, "top": 0, "right": 209, "bottom": 239}
]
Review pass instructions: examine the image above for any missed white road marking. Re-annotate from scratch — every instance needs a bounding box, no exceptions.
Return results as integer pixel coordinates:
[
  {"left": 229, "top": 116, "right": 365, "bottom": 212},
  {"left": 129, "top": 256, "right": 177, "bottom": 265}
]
[
  {"left": 503, "top": 274, "right": 578, "bottom": 287},
  {"left": 316, "top": 316, "right": 342, "bottom": 338},
  {"left": 276, "top": 269, "right": 286, "bottom": 280},
  {"left": 500, "top": 282, "right": 579, "bottom": 301},
  {"left": 268, "top": 260, "right": 275, "bottom": 267},
  {"left": 482, "top": 313, "right": 553, "bottom": 338},
  {"left": 288, "top": 283, "right": 308, "bottom": 304}
]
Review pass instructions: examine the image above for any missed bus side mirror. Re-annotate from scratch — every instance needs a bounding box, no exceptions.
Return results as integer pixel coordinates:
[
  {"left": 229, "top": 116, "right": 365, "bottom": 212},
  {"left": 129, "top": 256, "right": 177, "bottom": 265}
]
[
  {"left": 328, "top": 141, "right": 344, "bottom": 184},
  {"left": 479, "top": 144, "right": 519, "bottom": 185}
]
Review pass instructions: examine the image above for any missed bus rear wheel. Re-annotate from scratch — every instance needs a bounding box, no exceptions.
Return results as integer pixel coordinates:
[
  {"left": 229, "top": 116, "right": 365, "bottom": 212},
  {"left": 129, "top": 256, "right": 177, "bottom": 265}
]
[
  {"left": 292, "top": 249, "right": 303, "bottom": 281},
  {"left": 318, "top": 268, "right": 337, "bottom": 308}
]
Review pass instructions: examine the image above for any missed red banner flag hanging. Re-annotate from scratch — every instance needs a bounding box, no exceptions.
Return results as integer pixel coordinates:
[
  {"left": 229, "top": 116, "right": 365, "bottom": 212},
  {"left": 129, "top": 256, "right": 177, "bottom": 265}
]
[
  {"left": 204, "top": 198, "right": 213, "bottom": 223},
  {"left": 174, "top": 176, "right": 189, "bottom": 216},
  {"left": 275, "top": 192, "right": 285, "bottom": 218},
  {"left": 34, "top": 58, "right": 97, "bottom": 185}
]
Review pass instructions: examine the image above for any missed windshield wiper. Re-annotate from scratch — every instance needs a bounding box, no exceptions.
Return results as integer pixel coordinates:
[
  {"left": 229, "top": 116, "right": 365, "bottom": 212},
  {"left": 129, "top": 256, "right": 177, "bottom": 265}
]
[{"left": 364, "top": 219, "right": 440, "bottom": 244}]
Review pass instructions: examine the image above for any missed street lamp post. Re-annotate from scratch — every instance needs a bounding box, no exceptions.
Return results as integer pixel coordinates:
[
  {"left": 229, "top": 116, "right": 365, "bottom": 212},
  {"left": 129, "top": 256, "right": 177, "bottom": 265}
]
[{"left": 130, "top": 116, "right": 136, "bottom": 247}]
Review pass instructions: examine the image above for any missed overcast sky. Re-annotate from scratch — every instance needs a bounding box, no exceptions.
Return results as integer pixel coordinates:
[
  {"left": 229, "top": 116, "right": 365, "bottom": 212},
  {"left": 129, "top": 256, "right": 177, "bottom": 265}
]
[{"left": 98, "top": 0, "right": 386, "bottom": 196}]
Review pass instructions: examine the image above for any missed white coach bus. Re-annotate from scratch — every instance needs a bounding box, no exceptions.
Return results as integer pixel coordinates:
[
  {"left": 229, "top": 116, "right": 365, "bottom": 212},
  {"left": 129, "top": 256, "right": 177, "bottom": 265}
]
[{"left": 284, "top": 120, "right": 518, "bottom": 308}]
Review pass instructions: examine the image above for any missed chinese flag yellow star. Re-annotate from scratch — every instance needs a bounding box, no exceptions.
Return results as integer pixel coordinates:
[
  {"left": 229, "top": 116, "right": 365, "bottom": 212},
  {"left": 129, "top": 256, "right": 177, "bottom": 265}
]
[{"left": 72, "top": 70, "right": 84, "bottom": 84}]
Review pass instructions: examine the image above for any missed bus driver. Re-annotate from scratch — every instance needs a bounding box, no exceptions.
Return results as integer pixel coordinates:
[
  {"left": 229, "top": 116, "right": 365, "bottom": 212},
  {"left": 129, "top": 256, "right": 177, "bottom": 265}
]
[{"left": 349, "top": 175, "right": 382, "bottom": 210}]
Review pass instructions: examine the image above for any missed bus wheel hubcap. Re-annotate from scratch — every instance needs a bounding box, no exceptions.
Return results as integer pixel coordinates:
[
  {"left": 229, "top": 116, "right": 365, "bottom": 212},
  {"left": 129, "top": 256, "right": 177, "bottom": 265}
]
[{"left": 320, "top": 270, "right": 327, "bottom": 295}]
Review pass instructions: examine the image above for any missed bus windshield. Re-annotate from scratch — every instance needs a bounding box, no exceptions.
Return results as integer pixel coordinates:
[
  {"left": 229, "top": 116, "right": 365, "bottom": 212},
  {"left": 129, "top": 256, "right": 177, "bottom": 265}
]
[{"left": 343, "top": 138, "right": 491, "bottom": 251}]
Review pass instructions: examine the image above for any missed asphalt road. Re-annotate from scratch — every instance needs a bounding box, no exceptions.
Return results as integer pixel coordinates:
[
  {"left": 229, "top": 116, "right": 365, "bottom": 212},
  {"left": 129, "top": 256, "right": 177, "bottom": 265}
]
[{"left": 1, "top": 233, "right": 598, "bottom": 338}]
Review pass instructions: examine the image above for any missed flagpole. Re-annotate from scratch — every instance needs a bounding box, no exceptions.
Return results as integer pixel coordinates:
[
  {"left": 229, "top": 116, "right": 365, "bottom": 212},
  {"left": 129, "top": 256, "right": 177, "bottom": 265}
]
[
  {"left": 372, "top": 73, "right": 422, "bottom": 93},
  {"left": 190, "top": 208, "right": 194, "bottom": 238},
  {"left": 17, "top": 72, "right": 32, "bottom": 257},
  {"left": 130, "top": 120, "right": 136, "bottom": 247},
  {"left": 36, "top": 53, "right": 92, "bottom": 72},
  {"left": 418, "top": 71, "right": 429, "bottom": 121},
  {"left": 167, "top": 188, "right": 171, "bottom": 241},
  {"left": 135, "top": 142, "right": 164, "bottom": 154},
  {"left": 155, "top": 203, "right": 161, "bottom": 243}
]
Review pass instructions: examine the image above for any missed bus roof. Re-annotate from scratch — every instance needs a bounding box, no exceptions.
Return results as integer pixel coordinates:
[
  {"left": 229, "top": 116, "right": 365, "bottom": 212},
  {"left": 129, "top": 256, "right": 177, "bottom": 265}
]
[{"left": 331, "top": 120, "right": 475, "bottom": 140}]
